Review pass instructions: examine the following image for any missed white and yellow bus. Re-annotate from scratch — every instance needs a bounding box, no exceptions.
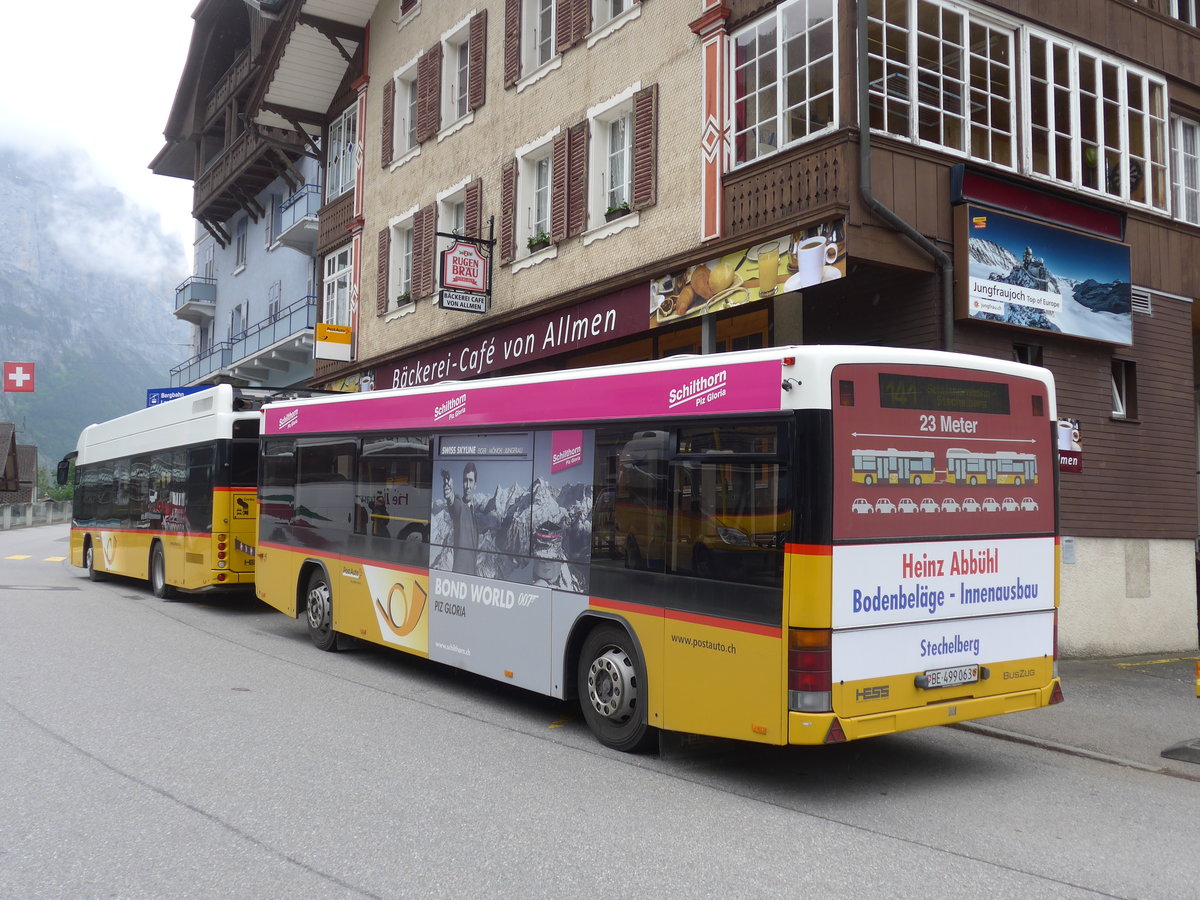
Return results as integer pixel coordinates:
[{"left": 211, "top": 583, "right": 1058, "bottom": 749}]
[
  {"left": 61, "top": 386, "right": 270, "bottom": 597},
  {"left": 254, "top": 346, "right": 1063, "bottom": 751}
]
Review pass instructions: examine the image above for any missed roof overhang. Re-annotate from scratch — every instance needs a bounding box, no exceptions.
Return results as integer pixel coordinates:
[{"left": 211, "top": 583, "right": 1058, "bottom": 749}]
[{"left": 250, "top": 0, "right": 375, "bottom": 132}]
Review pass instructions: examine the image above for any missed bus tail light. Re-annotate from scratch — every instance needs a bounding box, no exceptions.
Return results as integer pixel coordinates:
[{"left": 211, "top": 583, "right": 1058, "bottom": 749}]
[
  {"left": 1049, "top": 681, "right": 1065, "bottom": 705},
  {"left": 788, "top": 628, "right": 832, "bottom": 712}
]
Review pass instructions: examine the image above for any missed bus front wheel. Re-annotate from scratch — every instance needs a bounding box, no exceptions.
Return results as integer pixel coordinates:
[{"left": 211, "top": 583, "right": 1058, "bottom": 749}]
[
  {"left": 85, "top": 539, "right": 105, "bottom": 582},
  {"left": 305, "top": 569, "right": 339, "bottom": 652},
  {"left": 150, "top": 543, "right": 177, "bottom": 599},
  {"left": 577, "top": 624, "right": 656, "bottom": 753}
]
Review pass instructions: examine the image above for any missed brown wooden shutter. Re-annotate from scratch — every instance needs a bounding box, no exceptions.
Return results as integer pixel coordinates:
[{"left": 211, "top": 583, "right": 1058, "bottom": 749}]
[
  {"left": 499, "top": 159, "right": 518, "bottom": 264},
  {"left": 503, "top": 0, "right": 521, "bottom": 89},
  {"left": 465, "top": 177, "right": 483, "bottom": 238},
  {"left": 413, "top": 204, "right": 436, "bottom": 298},
  {"left": 573, "top": 0, "right": 591, "bottom": 44},
  {"left": 416, "top": 44, "right": 443, "bottom": 144},
  {"left": 631, "top": 83, "right": 658, "bottom": 211},
  {"left": 401, "top": 0, "right": 417, "bottom": 12},
  {"left": 468, "top": 10, "right": 487, "bottom": 111},
  {"left": 555, "top": 0, "right": 573, "bottom": 54},
  {"left": 567, "top": 120, "right": 588, "bottom": 238},
  {"left": 377, "top": 227, "right": 390, "bottom": 314},
  {"left": 381, "top": 77, "right": 395, "bottom": 167},
  {"left": 550, "top": 131, "right": 569, "bottom": 243}
]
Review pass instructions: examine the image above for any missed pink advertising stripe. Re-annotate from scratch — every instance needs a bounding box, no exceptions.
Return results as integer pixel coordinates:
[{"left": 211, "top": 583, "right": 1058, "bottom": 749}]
[{"left": 266, "top": 360, "right": 785, "bottom": 435}]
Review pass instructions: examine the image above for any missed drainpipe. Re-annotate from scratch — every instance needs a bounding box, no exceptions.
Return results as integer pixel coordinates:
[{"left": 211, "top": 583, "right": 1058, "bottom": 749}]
[{"left": 857, "top": 0, "right": 954, "bottom": 351}]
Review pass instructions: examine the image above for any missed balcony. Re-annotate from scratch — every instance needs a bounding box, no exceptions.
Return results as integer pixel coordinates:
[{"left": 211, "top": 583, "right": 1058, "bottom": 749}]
[
  {"left": 174, "top": 276, "right": 217, "bottom": 324},
  {"left": 193, "top": 126, "right": 309, "bottom": 226},
  {"left": 171, "top": 296, "right": 317, "bottom": 388},
  {"left": 277, "top": 184, "right": 321, "bottom": 253}
]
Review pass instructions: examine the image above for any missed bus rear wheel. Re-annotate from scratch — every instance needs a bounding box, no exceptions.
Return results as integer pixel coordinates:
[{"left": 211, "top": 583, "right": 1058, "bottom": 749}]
[
  {"left": 305, "top": 569, "right": 338, "bottom": 652},
  {"left": 85, "top": 539, "right": 105, "bottom": 582},
  {"left": 577, "top": 624, "right": 656, "bottom": 753},
  {"left": 150, "top": 543, "right": 177, "bottom": 599}
]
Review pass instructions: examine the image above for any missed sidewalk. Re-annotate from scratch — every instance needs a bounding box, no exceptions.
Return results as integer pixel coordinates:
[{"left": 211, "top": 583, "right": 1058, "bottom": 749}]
[{"left": 960, "top": 652, "right": 1200, "bottom": 778}]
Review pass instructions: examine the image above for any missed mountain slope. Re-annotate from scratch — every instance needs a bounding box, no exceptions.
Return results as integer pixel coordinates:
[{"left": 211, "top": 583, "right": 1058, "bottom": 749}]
[{"left": 0, "top": 145, "right": 190, "bottom": 468}]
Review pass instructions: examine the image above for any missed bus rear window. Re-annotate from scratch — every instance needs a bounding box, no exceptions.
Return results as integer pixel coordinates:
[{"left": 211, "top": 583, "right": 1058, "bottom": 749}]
[{"left": 878, "top": 373, "right": 1010, "bottom": 415}]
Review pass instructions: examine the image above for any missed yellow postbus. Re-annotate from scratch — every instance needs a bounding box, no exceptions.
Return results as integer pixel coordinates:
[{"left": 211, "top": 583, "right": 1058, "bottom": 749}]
[
  {"left": 254, "top": 346, "right": 1063, "bottom": 751},
  {"left": 61, "top": 386, "right": 271, "bottom": 597}
]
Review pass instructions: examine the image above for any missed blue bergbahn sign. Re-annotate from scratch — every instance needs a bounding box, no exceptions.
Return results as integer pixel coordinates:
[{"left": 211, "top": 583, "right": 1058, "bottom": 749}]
[{"left": 147, "top": 387, "right": 207, "bottom": 407}]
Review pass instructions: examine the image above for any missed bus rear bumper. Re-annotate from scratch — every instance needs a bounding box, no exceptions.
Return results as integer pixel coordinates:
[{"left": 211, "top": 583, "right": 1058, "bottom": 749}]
[{"left": 787, "top": 679, "right": 1062, "bottom": 745}]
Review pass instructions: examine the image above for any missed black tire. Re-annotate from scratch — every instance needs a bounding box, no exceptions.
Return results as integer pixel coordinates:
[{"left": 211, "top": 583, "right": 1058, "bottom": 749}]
[
  {"left": 150, "top": 543, "right": 178, "bottom": 599},
  {"left": 305, "top": 568, "right": 339, "bottom": 652},
  {"left": 85, "top": 539, "right": 106, "bottom": 582},
  {"left": 577, "top": 624, "right": 656, "bottom": 752}
]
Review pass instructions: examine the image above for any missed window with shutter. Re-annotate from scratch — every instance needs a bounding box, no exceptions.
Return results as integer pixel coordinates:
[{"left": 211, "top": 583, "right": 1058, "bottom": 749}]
[
  {"left": 442, "top": 18, "right": 474, "bottom": 127},
  {"left": 416, "top": 45, "right": 443, "bottom": 145},
  {"left": 468, "top": 11, "right": 487, "bottom": 110},
  {"left": 500, "top": 160, "right": 518, "bottom": 263},
  {"left": 381, "top": 78, "right": 395, "bottom": 167},
  {"left": 631, "top": 83, "right": 657, "bottom": 211},
  {"left": 412, "top": 204, "right": 436, "bottom": 298}
]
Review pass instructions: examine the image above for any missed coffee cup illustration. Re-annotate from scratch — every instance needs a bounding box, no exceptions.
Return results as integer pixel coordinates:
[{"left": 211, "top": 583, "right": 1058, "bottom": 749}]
[{"left": 794, "top": 236, "right": 838, "bottom": 286}]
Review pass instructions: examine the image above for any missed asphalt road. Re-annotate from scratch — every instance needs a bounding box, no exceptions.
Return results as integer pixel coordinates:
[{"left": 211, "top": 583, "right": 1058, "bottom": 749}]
[{"left": 2, "top": 524, "right": 1198, "bottom": 898}]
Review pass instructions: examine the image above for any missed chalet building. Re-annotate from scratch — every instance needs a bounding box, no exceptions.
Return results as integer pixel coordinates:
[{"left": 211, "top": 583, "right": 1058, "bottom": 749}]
[
  {"left": 165, "top": 0, "right": 1200, "bottom": 655},
  {"left": 151, "top": 0, "right": 323, "bottom": 390}
]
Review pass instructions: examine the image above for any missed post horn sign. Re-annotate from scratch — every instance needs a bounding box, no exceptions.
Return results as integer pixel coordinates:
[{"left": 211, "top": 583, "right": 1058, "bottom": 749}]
[
  {"left": 439, "top": 240, "right": 491, "bottom": 314},
  {"left": 314, "top": 323, "right": 353, "bottom": 361}
]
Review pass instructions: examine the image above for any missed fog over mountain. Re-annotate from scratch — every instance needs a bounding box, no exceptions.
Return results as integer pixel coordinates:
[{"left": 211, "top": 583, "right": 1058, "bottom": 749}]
[{"left": 0, "top": 144, "right": 191, "bottom": 469}]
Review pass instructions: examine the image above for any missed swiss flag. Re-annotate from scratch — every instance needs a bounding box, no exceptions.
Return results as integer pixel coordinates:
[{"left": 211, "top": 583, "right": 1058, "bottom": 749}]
[{"left": 3, "top": 362, "right": 35, "bottom": 393}]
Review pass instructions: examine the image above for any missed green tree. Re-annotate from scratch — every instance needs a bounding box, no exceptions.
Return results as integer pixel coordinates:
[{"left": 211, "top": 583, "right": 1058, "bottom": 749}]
[{"left": 37, "top": 465, "right": 73, "bottom": 502}]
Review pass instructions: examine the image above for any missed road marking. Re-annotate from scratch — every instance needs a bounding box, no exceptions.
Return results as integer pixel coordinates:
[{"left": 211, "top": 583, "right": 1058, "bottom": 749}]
[
  {"left": 44, "top": 556, "right": 67, "bottom": 562},
  {"left": 1114, "top": 655, "right": 1200, "bottom": 668},
  {"left": 4, "top": 555, "right": 32, "bottom": 560}
]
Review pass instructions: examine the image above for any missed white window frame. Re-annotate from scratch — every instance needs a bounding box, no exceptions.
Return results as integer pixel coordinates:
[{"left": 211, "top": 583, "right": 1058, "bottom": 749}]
[
  {"left": 866, "top": 0, "right": 1015, "bottom": 167},
  {"left": 326, "top": 104, "right": 359, "bottom": 201},
  {"left": 729, "top": 0, "right": 837, "bottom": 168},
  {"left": 391, "top": 218, "right": 416, "bottom": 314},
  {"left": 587, "top": 85, "right": 639, "bottom": 233},
  {"left": 442, "top": 18, "right": 473, "bottom": 128},
  {"left": 436, "top": 179, "right": 470, "bottom": 292},
  {"left": 514, "top": 128, "right": 559, "bottom": 266},
  {"left": 524, "top": 0, "right": 556, "bottom": 75},
  {"left": 1111, "top": 358, "right": 1135, "bottom": 420},
  {"left": 1022, "top": 30, "right": 1168, "bottom": 212},
  {"left": 1172, "top": 116, "right": 1200, "bottom": 226},
  {"left": 322, "top": 245, "right": 354, "bottom": 326},
  {"left": 392, "top": 59, "right": 420, "bottom": 165},
  {"left": 234, "top": 218, "right": 248, "bottom": 271},
  {"left": 1171, "top": 0, "right": 1198, "bottom": 27}
]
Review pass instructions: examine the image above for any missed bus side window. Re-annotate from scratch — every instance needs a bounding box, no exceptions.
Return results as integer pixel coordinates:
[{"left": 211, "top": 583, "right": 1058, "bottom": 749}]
[
  {"left": 296, "top": 440, "right": 358, "bottom": 539},
  {"left": 600, "top": 427, "right": 668, "bottom": 572},
  {"left": 357, "top": 435, "right": 432, "bottom": 561},
  {"left": 186, "top": 446, "right": 214, "bottom": 533}
]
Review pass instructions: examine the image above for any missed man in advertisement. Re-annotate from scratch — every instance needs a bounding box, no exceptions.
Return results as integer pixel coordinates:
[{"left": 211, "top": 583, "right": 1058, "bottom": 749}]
[{"left": 443, "top": 463, "right": 480, "bottom": 575}]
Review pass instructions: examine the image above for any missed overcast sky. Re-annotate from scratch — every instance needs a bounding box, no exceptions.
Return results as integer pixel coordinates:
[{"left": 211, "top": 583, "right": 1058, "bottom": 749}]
[{"left": 0, "top": 1, "right": 198, "bottom": 274}]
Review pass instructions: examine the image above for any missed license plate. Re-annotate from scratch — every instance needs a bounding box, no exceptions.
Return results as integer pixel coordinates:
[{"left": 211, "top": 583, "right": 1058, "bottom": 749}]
[{"left": 923, "top": 664, "right": 979, "bottom": 689}]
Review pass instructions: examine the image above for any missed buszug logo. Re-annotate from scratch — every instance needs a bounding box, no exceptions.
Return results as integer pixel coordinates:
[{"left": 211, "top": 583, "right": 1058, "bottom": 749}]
[{"left": 277, "top": 409, "right": 300, "bottom": 431}]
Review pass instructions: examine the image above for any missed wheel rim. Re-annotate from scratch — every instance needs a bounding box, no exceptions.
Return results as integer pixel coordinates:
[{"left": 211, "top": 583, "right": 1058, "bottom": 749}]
[
  {"left": 152, "top": 551, "right": 164, "bottom": 591},
  {"left": 586, "top": 646, "right": 638, "bottom": 723},
  {"left": 86, "top": 545, "right": 93, "bottom": 571},
  {"left": 307, "top": 580, "right": 332, "bottom": 635}
]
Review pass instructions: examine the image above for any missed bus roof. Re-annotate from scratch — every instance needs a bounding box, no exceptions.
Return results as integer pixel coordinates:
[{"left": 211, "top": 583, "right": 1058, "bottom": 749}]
[
  {"left": 73, "top": 385, "right": 260, "bottom": 465},
  {"left": 261, "top": 346, "right": 1056, "bottom": 437}
]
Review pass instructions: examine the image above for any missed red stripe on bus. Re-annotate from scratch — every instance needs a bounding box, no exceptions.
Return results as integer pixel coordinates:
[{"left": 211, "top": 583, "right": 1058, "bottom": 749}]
[
  {"left": 786, "top": 543, "right": 832, "bottom": 556},
  {"left": 590, "top": 596, "right": 780, "bottom": 637},
  {"left": 257, "top": 540, "right": 427, "bottom": 577}
]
